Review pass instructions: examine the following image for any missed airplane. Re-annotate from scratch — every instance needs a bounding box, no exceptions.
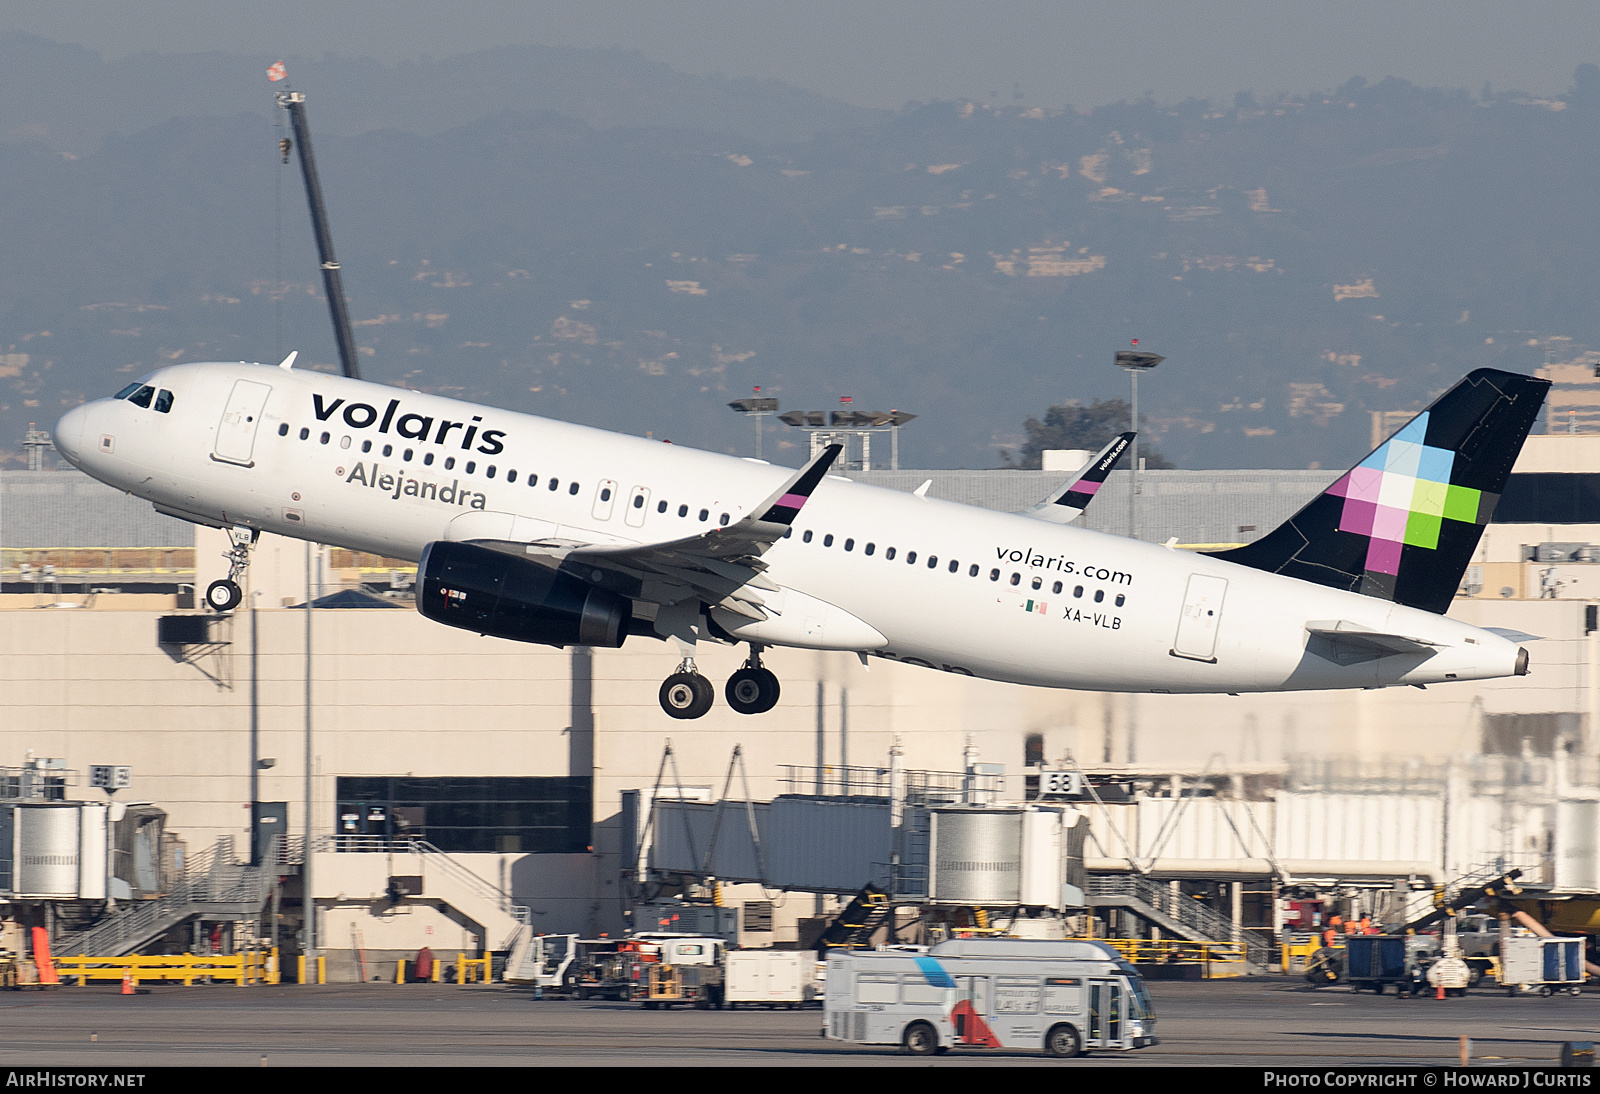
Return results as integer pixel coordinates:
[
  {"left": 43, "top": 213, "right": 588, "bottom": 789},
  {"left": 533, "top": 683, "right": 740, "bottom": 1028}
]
[
  {"left": 1024, "top": 432, "right": 1134, "bottom": 524},
  {"left": 52, "top": 361, "right": 1547, "bottom": 719}
]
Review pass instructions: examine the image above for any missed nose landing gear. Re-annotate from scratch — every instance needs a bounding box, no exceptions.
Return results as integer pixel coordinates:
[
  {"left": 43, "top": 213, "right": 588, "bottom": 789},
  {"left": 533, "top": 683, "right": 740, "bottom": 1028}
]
[
  {"left": 204, "top": 526, "right": 258, "bottom": 613},
  {"left": 659, "top": 659, "right": 715, "bottom": 720},
  {"left": 726, "top": 645, "right": 780, "bottom": 715}
]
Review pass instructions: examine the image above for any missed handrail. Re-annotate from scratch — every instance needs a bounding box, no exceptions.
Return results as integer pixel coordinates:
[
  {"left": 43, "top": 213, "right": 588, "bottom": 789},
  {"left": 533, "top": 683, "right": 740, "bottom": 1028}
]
[
  {"left": 309, "top": 835, "right": 530, "bottom": 926},
  {"left": 1087, "top": 874, "right": 1270, "bottom": 966}
]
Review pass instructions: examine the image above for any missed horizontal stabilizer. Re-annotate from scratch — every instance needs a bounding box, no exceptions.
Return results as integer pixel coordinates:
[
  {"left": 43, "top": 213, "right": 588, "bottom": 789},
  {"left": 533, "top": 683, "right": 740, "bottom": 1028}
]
[
  {"left": 1305, "top": 620, "right": 1441, "bottom": 665},
  {"left": 1484, "top": 627, "right": 1542, "bottom": 643}
]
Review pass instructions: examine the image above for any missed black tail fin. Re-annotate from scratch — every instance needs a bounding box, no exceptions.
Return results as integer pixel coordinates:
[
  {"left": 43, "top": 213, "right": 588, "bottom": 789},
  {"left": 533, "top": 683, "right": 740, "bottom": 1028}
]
[{"left": 1210, "top": 368, "right": 1549, "bottom": 614}]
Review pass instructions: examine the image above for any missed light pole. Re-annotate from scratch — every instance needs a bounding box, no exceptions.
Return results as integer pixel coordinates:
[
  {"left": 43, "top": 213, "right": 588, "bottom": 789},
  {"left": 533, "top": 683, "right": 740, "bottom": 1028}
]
[
  {"left": 1114, "top": 346, "right": 1164, "bottom": 539},
  {"left": 727, "top": 392, "right": 780, "bottom": 459},
  {"left": 302, "top": 538, "right": 316, "bottom": 977}
]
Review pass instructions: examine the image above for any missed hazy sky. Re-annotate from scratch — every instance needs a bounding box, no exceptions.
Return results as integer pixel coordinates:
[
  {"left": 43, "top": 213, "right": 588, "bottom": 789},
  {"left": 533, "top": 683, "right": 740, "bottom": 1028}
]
[{"left": 7, "top": 0, "right": 1600, "bottom": 109}]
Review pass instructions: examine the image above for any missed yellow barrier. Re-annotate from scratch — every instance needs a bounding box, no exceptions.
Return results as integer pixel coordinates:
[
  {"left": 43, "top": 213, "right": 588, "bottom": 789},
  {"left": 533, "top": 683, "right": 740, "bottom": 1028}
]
[
  {"left": 1091, "top": 938, "right": 1250, "bottom": 978},
  {"left": 295, "top": 954, "right": 327, "bottom": 985},
  {"left": 456, "top": 951, "right": 492, "bottom": 985},
  {"left": 55, "top": 949, "right": 278, "bottom": 987}
]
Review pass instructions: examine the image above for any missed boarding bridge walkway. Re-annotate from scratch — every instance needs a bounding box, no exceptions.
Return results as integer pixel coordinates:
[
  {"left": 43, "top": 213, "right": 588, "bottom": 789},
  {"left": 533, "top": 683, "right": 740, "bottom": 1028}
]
[
  {"left": 55, "top": 836, "right": 270, "bottom": 957},
  {"left": 1086, "top": 875, "right": 1271, "bottom": 968}
]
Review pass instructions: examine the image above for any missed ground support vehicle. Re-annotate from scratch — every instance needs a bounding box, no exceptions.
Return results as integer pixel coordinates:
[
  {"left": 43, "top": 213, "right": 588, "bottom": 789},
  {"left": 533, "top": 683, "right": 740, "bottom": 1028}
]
[
  {"left": 1501, "top": 936, "right": 1586, "bottom": 997},
  {"left": 824, "top": 938, "right": 1155, "bottom": 1058},
  {"left": 506, "top": 933, "right": 578, "bottom": 992},
  {"left": 725, "top": 950, "right": 817, "bottom": 1008},
  {"left": 1345, "top": 935, "right": 1432, "bottom": 997},
  {"left": 640, "top": 962, "right": 726, "bottom": 1009}
]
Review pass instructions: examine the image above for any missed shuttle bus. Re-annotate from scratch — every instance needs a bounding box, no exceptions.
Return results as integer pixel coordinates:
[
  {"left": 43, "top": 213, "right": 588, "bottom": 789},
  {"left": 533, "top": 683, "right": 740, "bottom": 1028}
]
[{"left": 823, "top": 938, "right": 1156, "bottom": 1057}]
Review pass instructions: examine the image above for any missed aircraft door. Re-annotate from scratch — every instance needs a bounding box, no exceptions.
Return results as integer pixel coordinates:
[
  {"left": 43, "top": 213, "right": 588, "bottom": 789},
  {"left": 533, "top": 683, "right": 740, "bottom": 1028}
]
[
  {"left": 592, "top": 479, "right": 619, "bottom": 521},
  {"left": 624, "top": 486, "right": 650, "bottom": 528},
  {"left": 1172, "top": 573, "right": 1228, "bottom": 662},
  {"left": 212, "top": 380, "right": 272, "bottom": 466}
]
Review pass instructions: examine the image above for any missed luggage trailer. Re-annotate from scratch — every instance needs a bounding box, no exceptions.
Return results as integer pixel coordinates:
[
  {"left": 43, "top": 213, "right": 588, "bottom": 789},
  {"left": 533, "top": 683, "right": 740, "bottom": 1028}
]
[{"left": 823, "top": 939, "right": 1156, "bottom": 1058}]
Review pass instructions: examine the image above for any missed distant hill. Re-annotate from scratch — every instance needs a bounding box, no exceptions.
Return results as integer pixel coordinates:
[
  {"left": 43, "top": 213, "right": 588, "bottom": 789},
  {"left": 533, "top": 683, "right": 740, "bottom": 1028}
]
[{"left": 3, "top": 36, "right": 1600, "bottom": 472}]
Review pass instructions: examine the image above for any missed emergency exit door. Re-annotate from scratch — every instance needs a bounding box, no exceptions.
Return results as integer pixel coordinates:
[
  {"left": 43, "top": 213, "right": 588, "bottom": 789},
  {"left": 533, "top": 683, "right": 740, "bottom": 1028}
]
[
  {"left": 212, "top": 380, "right": 272, "bottom": 466},
  {"left": 1087, "top": 979, "right": 1122, "bottom": 1048},
  {"left": 1172, "top": 573, "right": 1227, "bottom": 662}
]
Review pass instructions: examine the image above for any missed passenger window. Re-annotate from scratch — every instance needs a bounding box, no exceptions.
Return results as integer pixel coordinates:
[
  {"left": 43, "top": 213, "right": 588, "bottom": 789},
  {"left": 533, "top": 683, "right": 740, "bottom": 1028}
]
[
  {"left": 154, "top": 390, "right": 174, "bottom": 414},
  {"left": 948, "top": 560, "right": 958, "bottom": 573},
  {"left": 278, "top": 423, "right": 289, "bottom": 436},
  {"left": 969, "top": 564, "right": 979, "bottom": 577},
  {"left": 1010, "top": 573, "right": 1020, "bottom": 586},
  {"left": 783, "top": 527, "right": 792, "bottom": 538},
  {"left": 990, "top": 569, "right": 1000, "bottom": 581},
  {"left": 320, "top": 432, "right": 330, "bottom": 445},
  {"left": 906, "top": 551, "right": 917, "bottom": 564},
  {"left": 719, "top": 513, "right": 730, "bottom": 526},
  {"left": 362, "top": 440, "right": 372, "bottom": 453},
  {"left": 600, "top": 486, "right": 610, "bottom": 500},
  {"left": 299, "top": 427, "right": 310, "bottom": 441},
  {"left": 656, "top": 500, "right": 667, "bottom": 513},
  {"left": 465, "top": 461, "right": 476, "bottom": 474},
  {"left": 844, "top": 538, "right": 854, "bottom": 552},
  {"left": 382, "top": 444, "right": 393, "bottom": 457},
  {"left": 697, "top": 508, "right": 708, "bottom": 521},
  {"left": 486, "top": 465, "right": 496, "bottom": 478},
  {"left": 865, "top": 543, "right": 875, "bottom": 556},
  {"left": 569, "top": 482, "right": 580, "bottom": 495},
  {"left": 445, "top": 457, "right": 456, "bottom": 471},
  {"left": 823, "top": 534, "right": 833, "bottom": 547},
  {"left": 886, "top": 547, "right": 896, "bottom": 560},
  {"left": 1115, "top": 593, "right": 1125, "bottom": 607},
  {"left": 1052, "top": 581, "right": 1063, "bottom": 594},
  {"left": 508, "top": 470, "right": 517, "bottom": 483},
  {"left": 927, "top": 556, "right": 937, "bottom": 568},
  {"left": 1094, "top": 589, "right": 1105, "bottom": 603},
  {"left": 678, "top": 504, "right": 688, "bottom": 516},
  {"left": 403, "top": 448, "right": 413, "bottom": 461},
  {"left": 424, "top": 452, "right": 434, "bottom": 466},
  {"left": 1074, "top": 586, "right": 1084, "bottom": 598},
  {"left": 526, "top": 474, "right": 538, "bottom": 486},
  {"left": 549, "top": 478, "right": 559, "bottom": 491},
  {"left": 632, "top": 494, "right": 643, "bottom": 508},
  {"left": 1031, "top": 577, "right": 1042, "bottom": 590},
  {"left": 127, "top": 385, "right": 155, "bottom": 408},
  {"left": 341, "top": 436, "right": 352, "bottom": 450},
  {"left": 803, "top": 530, "right": 814, "bottom": 543},
  {"left": 114, "top": 382, "right": 142, "bottom": 400}
]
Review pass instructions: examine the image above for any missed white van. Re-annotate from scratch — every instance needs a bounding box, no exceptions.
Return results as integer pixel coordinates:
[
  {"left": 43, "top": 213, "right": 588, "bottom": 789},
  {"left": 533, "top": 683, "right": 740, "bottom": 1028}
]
[{"left": 824, "top": 939, "right": 1156, "bottom": 1058}]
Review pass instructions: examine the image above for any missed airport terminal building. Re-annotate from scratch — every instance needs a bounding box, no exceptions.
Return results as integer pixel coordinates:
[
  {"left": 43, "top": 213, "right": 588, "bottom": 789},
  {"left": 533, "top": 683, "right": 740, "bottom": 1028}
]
[{"left": 3, "top": 434, "right": 1600, "bottom": 977}]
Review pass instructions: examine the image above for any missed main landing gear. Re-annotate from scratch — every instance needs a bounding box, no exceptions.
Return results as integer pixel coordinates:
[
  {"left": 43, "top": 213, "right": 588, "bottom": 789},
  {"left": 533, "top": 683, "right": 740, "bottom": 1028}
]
[
  {"left": 204, "top": 526, "right": 257, "bottom": 613},
  {"left": 725, "top": 645, "right": 780, "bottom": 716},
  {"left": 656, "top": 645, "right": 781, "bottom": 719}
]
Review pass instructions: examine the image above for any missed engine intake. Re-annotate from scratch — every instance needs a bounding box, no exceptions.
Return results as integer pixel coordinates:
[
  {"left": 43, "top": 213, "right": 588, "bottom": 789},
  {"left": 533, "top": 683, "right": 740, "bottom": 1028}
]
[{"left": 417, "top": 540, "right": 631, "bottom": 648}]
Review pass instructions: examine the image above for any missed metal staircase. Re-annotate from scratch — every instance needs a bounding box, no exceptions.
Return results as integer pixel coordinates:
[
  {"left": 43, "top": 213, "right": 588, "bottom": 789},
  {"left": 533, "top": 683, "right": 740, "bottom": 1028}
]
[
  {"left": 55, "top": 836, "right": 270, "bottom": 957},
  {"left": 1086, "top": 875, "right": 1270, "bottom": 967},
  {"left": 815, "top": 884, "right": 894, "bottom": 954}
]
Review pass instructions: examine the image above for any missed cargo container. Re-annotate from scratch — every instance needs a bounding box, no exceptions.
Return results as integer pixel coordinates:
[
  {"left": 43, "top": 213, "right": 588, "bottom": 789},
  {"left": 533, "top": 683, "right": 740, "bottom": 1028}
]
[
  {"left": 725, "top": 950, "right": 817, "bottom": 1008},
  {"left": 1502, "top": 936, "right": 1585, "bottom": 997}
]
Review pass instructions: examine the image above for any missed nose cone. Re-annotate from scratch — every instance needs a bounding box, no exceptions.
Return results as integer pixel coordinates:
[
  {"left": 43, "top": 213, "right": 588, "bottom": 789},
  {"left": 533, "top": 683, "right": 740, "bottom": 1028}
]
[{"left": 52, "top": 403, "right": 91, "bottom": 467}]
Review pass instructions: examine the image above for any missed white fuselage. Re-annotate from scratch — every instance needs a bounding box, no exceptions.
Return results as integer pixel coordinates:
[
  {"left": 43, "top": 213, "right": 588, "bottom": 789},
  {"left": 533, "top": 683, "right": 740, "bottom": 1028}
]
[{"left": 54, "top": 362, "right": 1525, "bottom": 693}]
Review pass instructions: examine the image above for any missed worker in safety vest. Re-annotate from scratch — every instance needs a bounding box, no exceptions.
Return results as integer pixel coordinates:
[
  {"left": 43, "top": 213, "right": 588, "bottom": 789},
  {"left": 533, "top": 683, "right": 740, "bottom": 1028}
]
[{"left": 1359, "top": 915, "right": 1373, "bottom": 935}]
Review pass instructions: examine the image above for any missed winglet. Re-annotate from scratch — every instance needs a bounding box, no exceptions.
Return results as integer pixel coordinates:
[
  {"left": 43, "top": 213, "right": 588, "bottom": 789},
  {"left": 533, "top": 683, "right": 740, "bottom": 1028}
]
[
  {"left": 756, "top": 444, "right": 844, "bottom": 525},
  {"left": 278, "top": 351, "right": 298, "bottom": 371},
  {"left": 1025, "top": 432, "right": 1135, "bottom": 524}
]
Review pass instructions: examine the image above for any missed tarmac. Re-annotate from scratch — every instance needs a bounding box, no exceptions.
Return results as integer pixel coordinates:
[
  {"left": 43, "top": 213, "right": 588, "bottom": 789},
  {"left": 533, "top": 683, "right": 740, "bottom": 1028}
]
[{"left": 0, "top": 976, "right": 1595, "bottom": 1067}]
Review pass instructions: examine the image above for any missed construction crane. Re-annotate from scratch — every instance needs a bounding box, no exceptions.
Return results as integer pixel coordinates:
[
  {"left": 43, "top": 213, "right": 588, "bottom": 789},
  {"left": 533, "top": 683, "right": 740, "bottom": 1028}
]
[{"left": 275, "top": 89, "right": 361, "bottom": 380}]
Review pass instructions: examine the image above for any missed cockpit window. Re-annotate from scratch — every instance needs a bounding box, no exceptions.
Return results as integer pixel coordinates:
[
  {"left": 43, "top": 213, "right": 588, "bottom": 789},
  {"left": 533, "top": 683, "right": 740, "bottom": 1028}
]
[
  {"left": 153, "top": 390, "right": 174, "bottom": 414},
  {"left": 114, "top": 382, "right": 142, "bottom": 400},
  {"left": 126, "top": 385, "right": 155, "bottom": 409}
]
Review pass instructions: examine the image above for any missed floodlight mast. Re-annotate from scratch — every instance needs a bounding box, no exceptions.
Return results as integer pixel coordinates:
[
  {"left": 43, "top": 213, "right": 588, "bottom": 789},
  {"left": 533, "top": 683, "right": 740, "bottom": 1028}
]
[
  {"left": 277, "top": 91, "right": 361, "bottom": 381},
  {"left": 727, "top": 397, "right": 780, "bottom": 459},
  {"left": 1114, "top": 349, "right": 1164, "bottom": 540}
]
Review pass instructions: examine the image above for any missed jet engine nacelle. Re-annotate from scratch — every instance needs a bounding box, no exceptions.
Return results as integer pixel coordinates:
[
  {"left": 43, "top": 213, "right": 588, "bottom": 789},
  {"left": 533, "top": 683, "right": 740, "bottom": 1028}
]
[{"left": 417, "top": 540, "right": 631, "bottom": 648}]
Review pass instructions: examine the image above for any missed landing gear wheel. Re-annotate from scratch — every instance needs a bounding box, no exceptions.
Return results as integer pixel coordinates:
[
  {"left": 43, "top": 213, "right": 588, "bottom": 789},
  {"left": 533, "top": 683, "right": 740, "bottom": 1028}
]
[
  {"left": 660, "top": 672, "right": 715, "bottom": 719},
  {"left": 205, "top": 579, "right": 243, "bottom": 612},
  {"left": 726, "top": 667, "right": 781, "bottom": 715}
]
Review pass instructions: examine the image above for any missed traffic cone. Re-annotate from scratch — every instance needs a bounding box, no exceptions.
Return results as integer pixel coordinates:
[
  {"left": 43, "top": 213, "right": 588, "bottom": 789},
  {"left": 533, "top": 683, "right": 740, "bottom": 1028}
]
[
  {"left": 1435, "top": 982, "right": 1445, "bottom": 1001},
  {"left": 121, "top": 971, "right": 133, "bottom": 996}
]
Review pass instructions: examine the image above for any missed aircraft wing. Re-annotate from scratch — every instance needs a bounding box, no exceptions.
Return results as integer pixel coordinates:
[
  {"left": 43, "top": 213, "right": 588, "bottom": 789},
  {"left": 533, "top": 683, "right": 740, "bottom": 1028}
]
[
  {"left": 1024, "top": 432, "right": 1134, "bottom": 524},
  {"left": 1305, "top": 620, "right": 1442, "bottom": 665},
  {"left": 497, "top": 444, "right": 844, "bottom": 621}
]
